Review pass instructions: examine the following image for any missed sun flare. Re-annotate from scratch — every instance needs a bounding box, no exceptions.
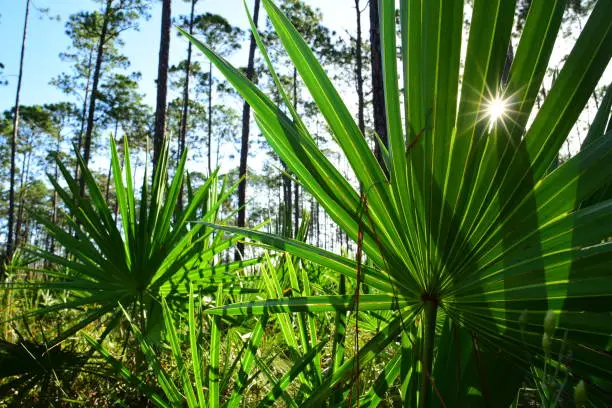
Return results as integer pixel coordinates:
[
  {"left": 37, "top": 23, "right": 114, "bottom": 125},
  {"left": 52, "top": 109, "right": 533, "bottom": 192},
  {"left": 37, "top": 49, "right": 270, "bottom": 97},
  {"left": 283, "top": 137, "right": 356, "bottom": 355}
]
[{"left": 487, "top": 97, "right": 507, "bottom": 122}]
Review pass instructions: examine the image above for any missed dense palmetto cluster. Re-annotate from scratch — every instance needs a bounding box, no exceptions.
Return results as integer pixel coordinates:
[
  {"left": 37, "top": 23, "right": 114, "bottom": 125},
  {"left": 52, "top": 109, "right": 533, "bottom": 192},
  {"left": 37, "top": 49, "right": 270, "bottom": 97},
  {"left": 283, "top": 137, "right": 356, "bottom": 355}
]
[
  {"left": 181, "top": 0, "right": 612, "bottom": 405},
  {"left": 1, "top": 0, "right": 611, "bottom": 406},
  {"left": 4, "top": 137, "right": 260, "bottom": 347}
]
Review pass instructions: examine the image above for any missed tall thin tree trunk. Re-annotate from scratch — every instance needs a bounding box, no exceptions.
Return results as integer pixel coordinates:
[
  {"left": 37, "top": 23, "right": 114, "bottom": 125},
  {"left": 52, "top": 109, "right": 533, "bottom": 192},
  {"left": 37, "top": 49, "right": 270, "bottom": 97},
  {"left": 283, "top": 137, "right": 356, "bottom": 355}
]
[
  {"left": 369, "top": 0, "right": 388, "bottom": 174},
  {"left": 236, "top": 0, "right": 261, "bottom": 260},
  {"left": 49, "top": 130, "right": 60, "bottom": 257},
  {"left": 5, "top": 0, "right": 31, "bottom": 266},
  {"left": 207, "top": 61, "right": 213, "bottom": 175},
  {"left": 277, "top": 180, "right": 282, "bottom": 235},
  {"left": 324, "top": 210, "right": 328, "bottom": 250},
  {"left": 283, "top": 162, "right": 292, "bottom": 238},
  {"left": 354, "top": 0, "right": 365, "bottom": 255},
  {"left": 292, "top": 67, "right": 299, "bottom": 236},
  {"left": 355, "top": 0, "right": 365, "bottom": 134},
  {"left": 179, "top": 0, "right": 196, "bottom": 157},
  {"left": 23, "top": 219, "right": 30, "bottom": 250},
  {"left": 153, "top": 0, "right": 172, "bottom": 174},
  {"left": 75, "top": 49, "right": 94, "bottom": 181},
  {"left": 15, "top": 148, "right": 32, "bottom": 249},
  {"left": 81, "top": 0, "right": 112, "bottom": 195},
  {"left": 293, "top": 182, "right": 299, "bottom": 234},
  {"left": 314, "top": 120, "right": 321, "bottom": 247},
  {"left": 178, "top": 0, "right": 198, "bottom": 212},
  {"left": 105, "top": 120, "right": 119, "bottom": 202},
  {"left": 315, "top": 200, "right": 320, "bottom": 247}
]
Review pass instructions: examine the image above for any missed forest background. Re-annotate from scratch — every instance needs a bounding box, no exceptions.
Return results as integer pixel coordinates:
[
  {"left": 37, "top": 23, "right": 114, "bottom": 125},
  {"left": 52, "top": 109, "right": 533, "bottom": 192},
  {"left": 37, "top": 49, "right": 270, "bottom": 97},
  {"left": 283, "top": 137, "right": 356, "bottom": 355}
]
[{"left": 1, "top": 0, "right": 608, "bottom": 259}]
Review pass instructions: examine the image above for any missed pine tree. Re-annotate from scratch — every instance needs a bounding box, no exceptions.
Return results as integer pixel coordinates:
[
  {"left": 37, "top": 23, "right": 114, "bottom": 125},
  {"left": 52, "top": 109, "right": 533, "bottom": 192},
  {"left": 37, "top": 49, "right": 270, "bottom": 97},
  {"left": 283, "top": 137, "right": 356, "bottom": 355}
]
[
  {"left": 177, "top": 0, "right": 199, "bottom": 171},
  {"left": 263, "top": 0, "right": 339, "bottom": 237},
  {"left": 354, "top": 0, "right": 365, "bottom": 135},
  {"left": 369, "top": 0, "right": 387, "bottom": 173},
  {"left": 43, "top": 102, "right": 79, "bottom": 256},
  {"left": 236, "top": 0, "right": 261, "bottom": 260},
  {"left": 81, "top": 0, "right": 149, "bottom": 192},
  {"left": 189, "top": 13, "right": 242, "bottom": 175},
  {"left": 98, "top": 72, "right": 149, "bottom": 200},
  {"left": 5, "top": 0, "right": 31, "bottom": 269},
  {"left": 153, "top": 0, "right": 172, "bottom": 174}
]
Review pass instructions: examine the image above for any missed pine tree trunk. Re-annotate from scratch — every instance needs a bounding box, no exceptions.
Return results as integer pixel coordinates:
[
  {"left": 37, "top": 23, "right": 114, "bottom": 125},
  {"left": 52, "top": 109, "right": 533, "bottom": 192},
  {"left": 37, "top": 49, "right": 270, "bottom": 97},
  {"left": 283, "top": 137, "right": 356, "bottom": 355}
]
[
  {"left": 355, "top": 0, "right": 365, "bottom": 254},
  {"left": 277, "top": 178, "right": 281, "bottom": 235},
  {"left": 315, "top": 200, "right": 320, "bottom": 247},
  {"left": 75, "top": 49, "right": 93, "bottom": 181},
  {"left": 49, "top": 130, "right": 60, "bottom": 257},
  {"left": 5, "top": 0, "right": 31, "bottom": 267},
  {"left": 324, "top": 210, "right": 328, "bottom": 250},
  {"left": 23, "top": 219, "right": 30, "bottom": 250},
  {"left": 282, "top": 162, "right": 292, "bottom": 238},
  {"left": 15, "top": 147, "right": 32, "bottom": 250},
  {"left": 207, "top": 61, "right": 213, "bottom": 175},
  {"left": 292, "top": 67, "right": 299, "bottom": 236},
  {"left": 369, "top": 0, "right": 388, "bottom": 173},
  {"left": 81, "top": 0, "right": 112, "bottom": 195},
  {"left": 153, "top": 0, "right": 172, "bottom": 174},
  {"left": 355, "top": 0, "right": 365, "bottom": 135},
  {"left": 236, "top": 0, "right": 261, "bottom": 261},
  {"left": 178, "top": 0, "right": 198, "bottom": 212}
]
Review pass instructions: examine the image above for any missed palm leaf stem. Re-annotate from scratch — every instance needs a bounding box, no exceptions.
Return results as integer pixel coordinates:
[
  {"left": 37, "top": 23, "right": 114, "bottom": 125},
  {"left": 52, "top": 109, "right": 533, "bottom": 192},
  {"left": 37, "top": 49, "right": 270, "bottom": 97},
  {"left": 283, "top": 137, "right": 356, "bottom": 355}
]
[{"left": 420, "top": 300, "right": 438, "bottom": 408}]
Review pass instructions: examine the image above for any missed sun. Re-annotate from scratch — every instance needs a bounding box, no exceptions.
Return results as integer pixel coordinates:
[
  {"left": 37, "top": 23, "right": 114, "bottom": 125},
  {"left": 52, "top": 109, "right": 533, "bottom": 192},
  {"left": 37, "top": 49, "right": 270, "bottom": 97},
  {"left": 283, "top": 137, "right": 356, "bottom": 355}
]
[{"left": 487, "top": 97, "right": 507, "bottom": 122}]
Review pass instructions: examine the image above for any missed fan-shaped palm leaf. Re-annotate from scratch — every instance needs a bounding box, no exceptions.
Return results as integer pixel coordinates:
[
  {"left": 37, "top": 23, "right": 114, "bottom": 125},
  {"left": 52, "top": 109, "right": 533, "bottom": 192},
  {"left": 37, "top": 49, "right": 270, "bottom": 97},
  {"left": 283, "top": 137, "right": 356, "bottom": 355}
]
[{"left": 181, "top": 0, "right": 612, "bottom": 405}]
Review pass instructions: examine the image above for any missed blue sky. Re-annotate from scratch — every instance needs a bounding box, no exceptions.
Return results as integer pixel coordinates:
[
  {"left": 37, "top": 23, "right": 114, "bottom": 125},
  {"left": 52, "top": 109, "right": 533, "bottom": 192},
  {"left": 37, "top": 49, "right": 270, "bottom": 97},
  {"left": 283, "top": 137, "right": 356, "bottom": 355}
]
[
  {"left": 0, "top": 0, "right": 356, "bottom": 112},
  {"left": 1, "top": 0, "right": 609, "bottom": 161}
]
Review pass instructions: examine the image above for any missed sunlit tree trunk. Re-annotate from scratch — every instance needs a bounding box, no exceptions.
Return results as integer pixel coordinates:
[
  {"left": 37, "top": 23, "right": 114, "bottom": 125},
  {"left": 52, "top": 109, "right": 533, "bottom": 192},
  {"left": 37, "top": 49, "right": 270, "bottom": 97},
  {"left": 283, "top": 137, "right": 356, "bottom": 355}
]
[
  {"left": 282, "top": 162, "right": 292, "bottom": 238},
  {"left": 5, "top": 0, "right": 31, "bottom": 268},
  {"left": 178, "top": 0, "right": 198, "bottom": 212},
  {"left": 153, "top": 0, "right": 172, "bottom": 174},
  {"left": 75, "top": 50, "right": 93, "bottom": 181},
  {"left": 369, "top": 0, "right": 388, "bottom": 174},
  {"left": 236, "top": 0, "right": 261, "bottom": 260},
  {"left": 15, "top": 145, "right": 33, "bottom": 250},
  {"left": 315, "top": 201, "right": 320, "bottom": 247},
  {"left": 355, "top": 0, "right": 365, "bottom": 135},
  {"left": 207, "top": 61, "right": 213, "bottom": 175},
  {"left": 81, "top": 0, "right": 112, "bottom": 195},
  {"left": 292, "top": 67, "right": 299, "bottom": 236},
  {"left": 49, "top": 129, "right": 61, "bottom": 258}
]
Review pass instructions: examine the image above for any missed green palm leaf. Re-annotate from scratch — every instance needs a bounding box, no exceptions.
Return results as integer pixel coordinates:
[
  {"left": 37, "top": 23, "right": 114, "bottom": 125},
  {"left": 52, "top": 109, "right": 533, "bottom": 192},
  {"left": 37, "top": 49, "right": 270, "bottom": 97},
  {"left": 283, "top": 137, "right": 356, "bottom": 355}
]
[{"left": 182, "top": 0, "right": 612, "bottom": 405}]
